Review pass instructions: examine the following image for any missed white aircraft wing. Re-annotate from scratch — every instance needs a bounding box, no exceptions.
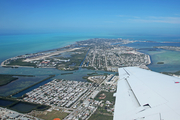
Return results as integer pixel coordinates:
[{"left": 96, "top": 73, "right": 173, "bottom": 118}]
[{"left": 114, "top": 67, "right": 180, "bottom": 120}]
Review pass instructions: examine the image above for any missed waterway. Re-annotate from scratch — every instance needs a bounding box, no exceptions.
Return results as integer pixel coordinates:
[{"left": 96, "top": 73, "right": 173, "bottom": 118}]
[
  {"left": 0, "top": 75, "right": 48, "bottom": 96},
  {"left": 12, "top": 78, "right": 53, "bottom": 98},
  {"left": 123, "top": 41, "right": 180, "bottom": 72},
  {"left": 10, "top": 102, "right": 37, "bottom": 113},
  {"left": 0, "top": 99, "right": 14, "bottom": 107},
  {"left": 0, "top": 43, "right": 115, "bottom": 98},
  {"left": 80, "top": 49, "right": 90, "bottom": 67},
  {"left": 1, "top": 41, "right": 180, "bottom": 97},
  {"left": 1, "top": 33, "right": 179, "bottom": 113},
  {"left": 0, "top": 98, "right": 48, "bottom": 113},
  {"left": 0, "top": 67, "right": 116, "bottom": 97}
]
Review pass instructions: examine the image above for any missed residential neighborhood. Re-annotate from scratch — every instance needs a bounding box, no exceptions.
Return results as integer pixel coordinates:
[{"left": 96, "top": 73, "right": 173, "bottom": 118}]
[{"left": 23, "top": 74, "right": 117, "bottom": 120}]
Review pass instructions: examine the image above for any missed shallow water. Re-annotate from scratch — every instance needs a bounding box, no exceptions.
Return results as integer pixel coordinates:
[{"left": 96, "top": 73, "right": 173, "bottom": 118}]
[
  {"left": 146, "top": 50, "right": 180, "bottom": 72},
  {"left": 0, "top": 67, "right": 115, "bottom": 97},
  {"left": 0, "top": 75, "right": 48, "bottom": 96},
  {"left": 124, "top": 42, "right": 180, "bottom": 72}
]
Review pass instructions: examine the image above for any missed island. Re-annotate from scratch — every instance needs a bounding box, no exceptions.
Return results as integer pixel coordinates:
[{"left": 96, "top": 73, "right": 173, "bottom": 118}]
[
  {"left": 154, "top": 46, "right": 180, "bottom": 51},
  {"left": 1, "top": 38, "right": 151, "bottom": 72},
  {"left": 2, "top": 38, "right": 180, "bottom": 120},
  {"left": 0, "top": 38, "right": 153, "bottom": 120},
  {"left": 157, "top": 62, "right": 164, "bottom": 64}
]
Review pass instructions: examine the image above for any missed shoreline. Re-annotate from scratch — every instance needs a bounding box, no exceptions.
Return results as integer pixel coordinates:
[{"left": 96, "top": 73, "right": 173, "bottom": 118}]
[
  {"left": 23, "top": 48, "right": 80, "bottom": 62},
  {"left": 11, "top": 75, "right": 55, "bottom": 98},
  {"left": 1, "top": 60, "right": 7, "bottom": 67},
  {"left": 2, "top": 38, "right": 179, "bottom": 73},
  {"left": 1, "top": 39, "right": 153, "bottom": 71},
  {"left": 0, "top": 47, "right": 80, "bottom": 68},
  {"left": 147, "top": 55, "right": 151, "bottom": 65}
]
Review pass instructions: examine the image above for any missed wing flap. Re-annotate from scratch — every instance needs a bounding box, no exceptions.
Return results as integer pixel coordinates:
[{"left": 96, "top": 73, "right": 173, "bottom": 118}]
[{"left": 114, "top": 67, "right": 180, "bottom": 120}]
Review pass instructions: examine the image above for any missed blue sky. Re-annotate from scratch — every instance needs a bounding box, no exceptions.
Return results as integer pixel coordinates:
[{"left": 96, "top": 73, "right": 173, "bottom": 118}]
[{"left": 0, "top": 0, "right": 180, "bottom": 35}]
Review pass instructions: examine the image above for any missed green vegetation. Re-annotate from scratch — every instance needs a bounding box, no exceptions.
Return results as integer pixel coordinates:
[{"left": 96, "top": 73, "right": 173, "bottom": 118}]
[
  {"left": 94, "top": 91, "right": 115, "bottom": 103},
  {"left": 162, "top": 70, "right": 180, "bottom": 76},
  {"left": 0, "top": 74, "right": 34, "bottom": 86},
  {"left": 173, "top": 71, "right": 180, "bottom": 75},
  {"left": 61, "top": 72, "right": 73, "bottom": 75},
  {"left": 7, "top": 59, "right": 36, "bottom": 67},
  {"left": 157, "top": 62, "right": 164, "bottom": 64},
  {"left": 82, "top": 76, "right": 91, "bottom": 82},
  {"left": 0, "top": 75, "right": 18, "bottom": 86},
  {"left": 89, "top": 113, "right": 113, "bottom": 120},
  {"left": 11, "top": 75, "right": 55, "bottom": 98},
  {"left": 35, "top": 110, "right": 69, "bottom": 120},
  {"left": 91, "top": 91, "right": 115, "bottom": 119},
  {"left": 57, "top": 49, "right": 89, "bottom": 70}
]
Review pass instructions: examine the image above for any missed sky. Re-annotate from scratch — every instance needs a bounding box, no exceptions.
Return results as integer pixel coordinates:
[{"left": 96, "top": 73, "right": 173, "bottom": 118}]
[{"left": 0, "top": 0, "right": 180, "bottom": 36}]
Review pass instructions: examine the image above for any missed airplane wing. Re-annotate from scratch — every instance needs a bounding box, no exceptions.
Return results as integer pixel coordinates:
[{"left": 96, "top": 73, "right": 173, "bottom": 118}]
[{"left": 114, "top": 67, "right": 180, "bottom": 120}]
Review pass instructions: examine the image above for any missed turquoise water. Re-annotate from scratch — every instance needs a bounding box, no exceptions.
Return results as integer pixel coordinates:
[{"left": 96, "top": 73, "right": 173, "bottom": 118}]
[
  {"left": 0, "top": 32, "right": 122, "bottom": 63},
  {"left": 123, "top": 42, "right": 180, "bottom": 72},
  {"left": 0, "top": 33, "right": 89, "bottom": 63},
  {"left": 147, "top": 50, "right": 180, "bottom": 72}
]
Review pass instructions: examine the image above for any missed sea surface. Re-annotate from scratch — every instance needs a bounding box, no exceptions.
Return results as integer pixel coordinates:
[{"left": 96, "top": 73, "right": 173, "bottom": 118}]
[{"left": 122, "top": 42, "right": 180, "bottom": 72}]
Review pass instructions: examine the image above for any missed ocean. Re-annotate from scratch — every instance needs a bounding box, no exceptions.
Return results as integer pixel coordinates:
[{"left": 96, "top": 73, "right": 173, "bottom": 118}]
[{"left": 0, "top": 32, "right": 180, "bottom": 73}]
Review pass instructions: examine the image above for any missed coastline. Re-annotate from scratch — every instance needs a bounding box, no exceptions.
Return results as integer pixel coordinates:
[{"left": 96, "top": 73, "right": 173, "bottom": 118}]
[
  {"left": 1, "top": 60, "right": 7, "bottom": 67},
  {"left": 0, "top": 47, "right": 80, "bottom": 68},
  {"left": 1, "top": 39, "right": 153, "bottom": 71},
  {"left": 11, "top": 75, "right": 55, "bottom": 98},
  {"left": 147, "top": 55, "right": 151, "bottom": 65},
  {"left": 24, "top": 48, "right": 80, "bottom": 62},
  {"left": 2, "top": 38, "right": 180, "bottom": 73},
  {"left": 1, "top": 33, "right": 180, "bottom": 73}
]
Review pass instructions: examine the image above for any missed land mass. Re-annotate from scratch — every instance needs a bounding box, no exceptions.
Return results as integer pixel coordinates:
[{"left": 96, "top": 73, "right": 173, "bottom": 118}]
[
  {"left": 0, "top": 74, "right": 34, "bottom": 86},
  {"left": 157, "top": 62, "right": 164, "bottom": 64},
  {"left": 1, "top": 38, "right": 180, "bottom": 120},
  {"left": 1, "top": 38, "right": 151, "bottom": 72},
  {"left": 154, "top": 46, "right": 180, "bottom": 51}
]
